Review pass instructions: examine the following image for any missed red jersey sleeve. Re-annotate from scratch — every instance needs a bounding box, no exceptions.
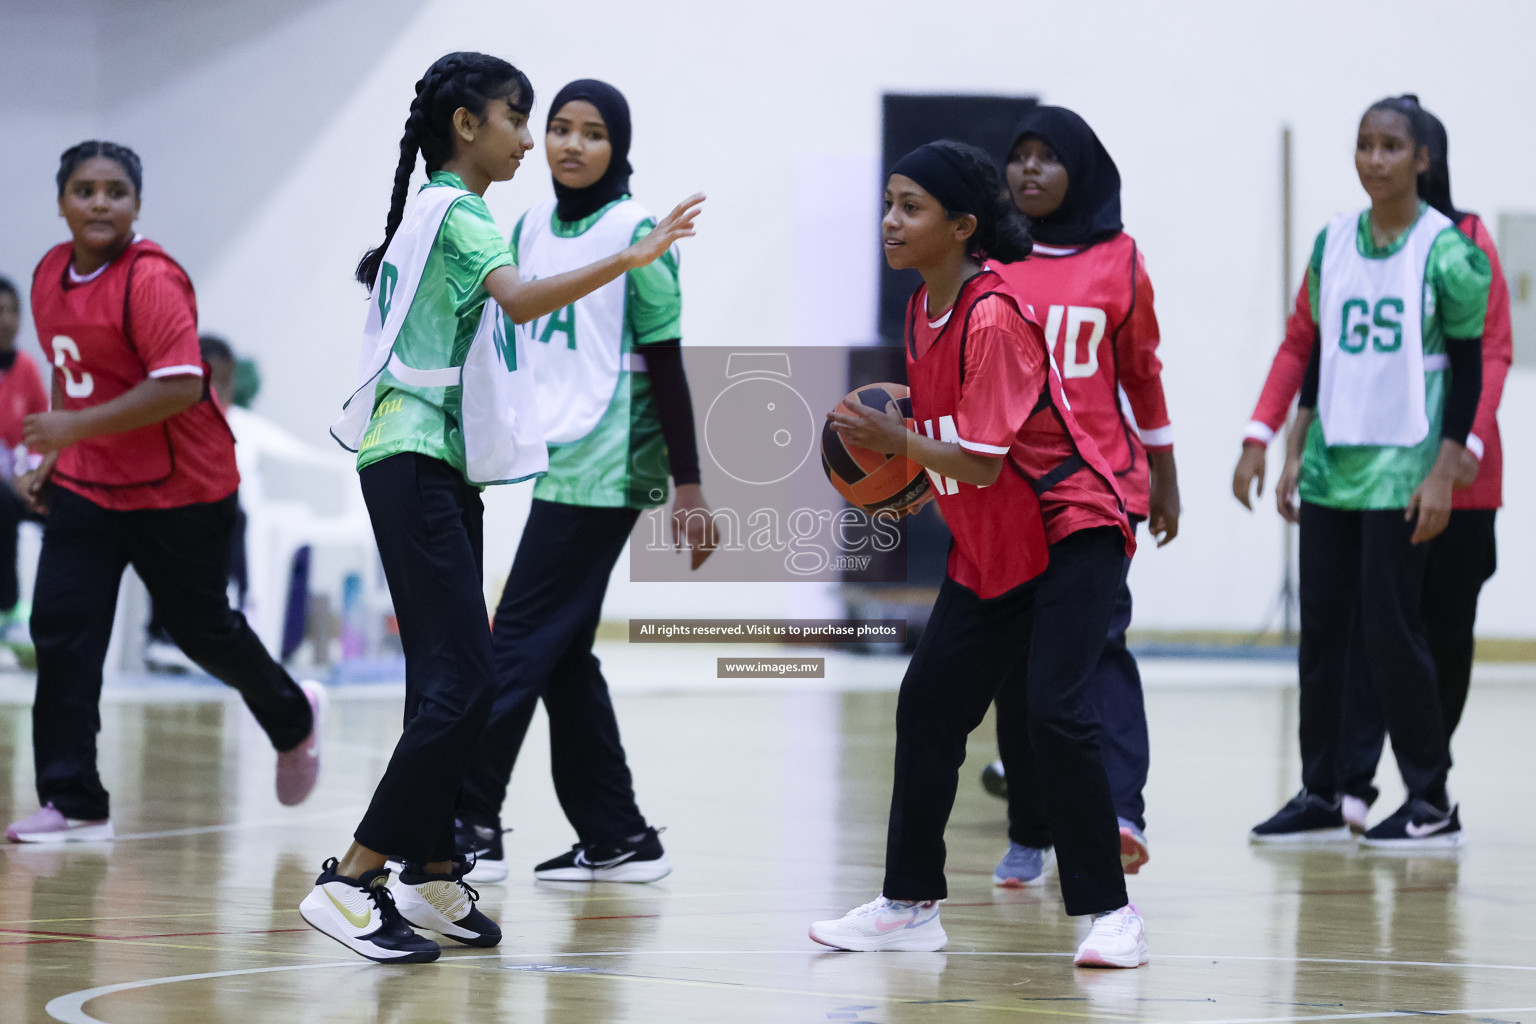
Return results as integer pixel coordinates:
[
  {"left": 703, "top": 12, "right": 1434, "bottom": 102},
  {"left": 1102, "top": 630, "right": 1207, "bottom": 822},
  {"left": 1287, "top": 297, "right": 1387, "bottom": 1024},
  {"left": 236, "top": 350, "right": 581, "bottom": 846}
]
[
  {"left": 1116, "top": 251, "right": 1172, "bottom": 451},
  {"left": 127, "top": 258, "right": 203, "bottom": 379},
  {"left": 1463, "top": 216, "right": 1512, "bottom": 461},
  {"left": 1246, "top": 280, "right": 1316, "bottom": 444},
  {"left": 18, "top": 352, "right": 48, "bottom": 415},
  {"left": 954, "top": 298, "right": 1047, "bottom": 456}
]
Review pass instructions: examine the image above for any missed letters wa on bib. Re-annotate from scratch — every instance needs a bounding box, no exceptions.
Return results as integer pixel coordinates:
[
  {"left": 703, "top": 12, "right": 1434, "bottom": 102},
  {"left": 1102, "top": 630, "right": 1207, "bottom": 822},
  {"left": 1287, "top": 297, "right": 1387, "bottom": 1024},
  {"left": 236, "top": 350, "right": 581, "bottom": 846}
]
[{"left": 510, "top": 195, "right": 681, "bottom": 508}]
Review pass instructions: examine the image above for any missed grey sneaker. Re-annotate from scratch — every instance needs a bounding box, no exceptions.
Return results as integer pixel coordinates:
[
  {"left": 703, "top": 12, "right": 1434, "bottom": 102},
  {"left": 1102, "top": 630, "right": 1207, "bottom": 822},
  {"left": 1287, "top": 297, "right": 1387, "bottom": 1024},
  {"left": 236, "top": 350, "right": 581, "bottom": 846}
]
[{"left": 993, "top": 842, "right": 1054, "bottom": 887}]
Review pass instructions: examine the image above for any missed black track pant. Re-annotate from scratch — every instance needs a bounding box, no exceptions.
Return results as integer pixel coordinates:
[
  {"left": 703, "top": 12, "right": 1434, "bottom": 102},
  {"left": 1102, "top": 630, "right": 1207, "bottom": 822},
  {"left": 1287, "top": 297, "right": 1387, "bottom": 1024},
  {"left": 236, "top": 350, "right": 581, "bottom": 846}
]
[
  {"left": 456, "top": 499, "right": 647, "bottom": 845},
  {"left": 0, "top": 480, "right": 30, "bottom": 613},
  {"left": 1000, "top": 545, "right": 1150, "bottom": 843},
  {"left": 1338, "top": 509, "right": 1497, "bottom": 802},
  {"left": 31, "top": 487, "right": 311, "bottom": 821},
  {"left": 883, "top": 526, "right": 1127, "bottom": 917},
  {"left": 354, "top": 454, "right": 495, "bottom": 863},
  {"left": 1298, "top": 503, "right": 1449, "bottom": 805}
]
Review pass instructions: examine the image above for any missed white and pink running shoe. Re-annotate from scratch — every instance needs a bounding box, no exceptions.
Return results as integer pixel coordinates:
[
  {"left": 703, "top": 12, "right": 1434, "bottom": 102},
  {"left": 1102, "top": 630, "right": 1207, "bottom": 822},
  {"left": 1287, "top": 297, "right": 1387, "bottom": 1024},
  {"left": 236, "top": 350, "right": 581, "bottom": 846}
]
[
  {"left": 809, "top": 896, "right": 947, "bottom": 952},
  {"left": 1074, "top": 903, "right": 1149, "bottom": 968},
  {"left": 276, "top": 680, "right": 327, "bottom": 806},
  {"left": 5, "top": 803, "right": 114, "bottom": 844}
]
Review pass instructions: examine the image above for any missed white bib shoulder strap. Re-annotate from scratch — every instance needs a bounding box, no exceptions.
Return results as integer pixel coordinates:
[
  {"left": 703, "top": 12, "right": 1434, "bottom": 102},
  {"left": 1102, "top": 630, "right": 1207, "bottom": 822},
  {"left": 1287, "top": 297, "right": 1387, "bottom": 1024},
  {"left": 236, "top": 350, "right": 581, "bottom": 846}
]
[{"left": 331, "top": 185, "right": 469, "bottom": 451}]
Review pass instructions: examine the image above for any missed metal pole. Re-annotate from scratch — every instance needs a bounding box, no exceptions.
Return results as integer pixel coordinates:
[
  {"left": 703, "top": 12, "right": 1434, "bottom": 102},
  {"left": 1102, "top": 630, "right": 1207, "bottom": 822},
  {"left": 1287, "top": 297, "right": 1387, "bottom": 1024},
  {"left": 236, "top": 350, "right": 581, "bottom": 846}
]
[{"left": 1280, "top": 125, "right": 1298, "bottom": 641}]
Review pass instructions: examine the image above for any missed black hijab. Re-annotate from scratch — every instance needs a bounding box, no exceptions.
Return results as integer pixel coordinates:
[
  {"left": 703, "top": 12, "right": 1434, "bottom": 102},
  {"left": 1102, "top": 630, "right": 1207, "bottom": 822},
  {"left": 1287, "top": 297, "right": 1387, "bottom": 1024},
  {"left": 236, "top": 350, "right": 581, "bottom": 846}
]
[
  {"left": 548, "top": 79, "right": 633, "bottom": 223},
  {"left": 1007, "top": 106, "right": 1122, "bottom": 247}
]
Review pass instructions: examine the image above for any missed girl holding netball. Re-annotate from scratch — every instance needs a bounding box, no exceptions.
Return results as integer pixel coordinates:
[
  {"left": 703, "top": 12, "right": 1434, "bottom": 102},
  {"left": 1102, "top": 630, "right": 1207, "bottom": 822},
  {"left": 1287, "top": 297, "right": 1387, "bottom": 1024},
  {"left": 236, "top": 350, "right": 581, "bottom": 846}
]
[
  {"left": 1246, "top": 96, "right": 1488, "bottom": 847},
  {"left": 5, "top": 141, "right": 324, "bottom": 845},
  {"left": 1237, "top": 97, "right": 1503, "bottom": 843},
  {"left": 984, "top": 104, "right": 1179, "bottom": 885},
  {"left": 304, "top": 53, "right": 701, "bottom": 963},
  {"left": 453, "top": 78, "right": 712, "bottom": 886},
  {"left": 813, "top": 141, "right": 1147, "bottom": 968}
]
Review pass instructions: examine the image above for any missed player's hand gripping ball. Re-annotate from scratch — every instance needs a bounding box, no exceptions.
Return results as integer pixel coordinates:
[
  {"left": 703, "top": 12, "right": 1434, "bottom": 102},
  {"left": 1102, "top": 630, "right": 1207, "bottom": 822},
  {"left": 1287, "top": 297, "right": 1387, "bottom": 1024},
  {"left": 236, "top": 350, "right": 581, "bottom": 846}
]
[{"left": 821, "top": 383, "right": 931, "bottom": 516}]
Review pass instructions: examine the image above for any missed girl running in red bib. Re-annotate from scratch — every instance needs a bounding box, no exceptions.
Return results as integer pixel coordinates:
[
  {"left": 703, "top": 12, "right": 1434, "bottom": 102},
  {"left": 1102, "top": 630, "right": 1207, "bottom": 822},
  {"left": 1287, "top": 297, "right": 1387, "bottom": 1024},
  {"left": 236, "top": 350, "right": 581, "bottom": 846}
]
[
  {"left": 5, "top": 141, "right": 324, "bottom": 845},
  {"left": 811, "top": 141, "right": 1147, "bottom": 969}
]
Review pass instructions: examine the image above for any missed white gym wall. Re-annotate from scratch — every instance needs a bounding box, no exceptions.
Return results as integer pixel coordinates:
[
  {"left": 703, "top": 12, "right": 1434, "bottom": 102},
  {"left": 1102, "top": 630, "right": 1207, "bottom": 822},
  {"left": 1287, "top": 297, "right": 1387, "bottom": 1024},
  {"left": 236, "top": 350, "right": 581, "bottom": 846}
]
[{"left": 1, "top": 0, "right": 1531, "bottom": 636}]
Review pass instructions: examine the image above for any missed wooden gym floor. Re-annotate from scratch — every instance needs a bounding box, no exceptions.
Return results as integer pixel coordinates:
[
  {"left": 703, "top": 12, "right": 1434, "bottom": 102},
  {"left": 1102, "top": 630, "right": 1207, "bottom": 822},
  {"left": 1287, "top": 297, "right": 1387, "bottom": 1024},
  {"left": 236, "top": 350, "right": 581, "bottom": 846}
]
[{"left": 1, "top": 647, "right": 1534, "bottom": 1023}]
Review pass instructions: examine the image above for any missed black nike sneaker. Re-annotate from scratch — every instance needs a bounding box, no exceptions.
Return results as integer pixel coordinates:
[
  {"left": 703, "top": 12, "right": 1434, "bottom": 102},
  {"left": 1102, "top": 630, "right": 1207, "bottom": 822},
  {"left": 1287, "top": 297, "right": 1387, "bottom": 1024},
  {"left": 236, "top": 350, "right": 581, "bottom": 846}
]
[
  {"left": 534, "top": 826, "right": 671, "bottom": 882},
  {"left": 1359, "top": 798, "right": 1464, "bottom": 849},
  {"left": 1249, "top": 790, "right": 1352, "bottom": 843},
  {"left": 455, "top": 818, "right": 509, "bottom": 883}
]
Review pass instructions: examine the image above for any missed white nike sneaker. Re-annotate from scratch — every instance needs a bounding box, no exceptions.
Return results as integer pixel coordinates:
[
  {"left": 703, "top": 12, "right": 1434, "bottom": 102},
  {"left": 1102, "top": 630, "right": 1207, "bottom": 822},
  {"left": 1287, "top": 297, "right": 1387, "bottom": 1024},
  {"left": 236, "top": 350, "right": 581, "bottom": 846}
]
[
  {"left": 1074, "top": 904, "right": 1149, "bottom": 968},
  {"left": 298, "top": 859, "right": 440, "bottom": 963},
  {"left": 6, "top": 803, "right": 113, "bottom": 844},
  {"left": 809, "top": 896, "right": 947, "bottom": 952},
  {"left": 392, "top": 861, "right": 501, "bottom": 947}
]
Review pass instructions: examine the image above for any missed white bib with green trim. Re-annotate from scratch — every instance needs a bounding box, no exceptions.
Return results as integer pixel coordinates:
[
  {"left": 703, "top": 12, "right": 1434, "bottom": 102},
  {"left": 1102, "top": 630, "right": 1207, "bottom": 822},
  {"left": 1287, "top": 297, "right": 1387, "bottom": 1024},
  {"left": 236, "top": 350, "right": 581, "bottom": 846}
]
[
  {"left": 1317, "top": 206, "right": 1451, "bottom": 448},
  {"left": 331, "top": 187, "right": 546, "bottom": 485},
  {"left": 515, "top": 198, "right": 652, "bottom": 444}
]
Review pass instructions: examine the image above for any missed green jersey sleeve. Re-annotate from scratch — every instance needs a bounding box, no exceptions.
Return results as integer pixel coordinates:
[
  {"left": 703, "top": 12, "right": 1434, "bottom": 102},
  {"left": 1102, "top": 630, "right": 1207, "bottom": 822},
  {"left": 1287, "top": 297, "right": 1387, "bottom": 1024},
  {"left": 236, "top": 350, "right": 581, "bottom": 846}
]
[
  {"left": 439, "top": 195, "right": 516, "bottom": 315},
  {"left": 626, "top": 219, "right": 683, "bottom": 345},
  {"left": 1428, "top": 228, "right": 1491, "bottom": 339},
  {"left": 1305, "top": 226, "right": 1328, "bottom": 326}
]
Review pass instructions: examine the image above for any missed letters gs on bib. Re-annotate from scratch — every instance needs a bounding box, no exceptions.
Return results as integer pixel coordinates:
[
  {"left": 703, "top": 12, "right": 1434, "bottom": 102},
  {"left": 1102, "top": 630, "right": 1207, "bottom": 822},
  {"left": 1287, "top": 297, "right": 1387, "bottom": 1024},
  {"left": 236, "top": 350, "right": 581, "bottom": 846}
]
[{"left": 1338, "top": 295, "right": 1412, "bottom": 354}]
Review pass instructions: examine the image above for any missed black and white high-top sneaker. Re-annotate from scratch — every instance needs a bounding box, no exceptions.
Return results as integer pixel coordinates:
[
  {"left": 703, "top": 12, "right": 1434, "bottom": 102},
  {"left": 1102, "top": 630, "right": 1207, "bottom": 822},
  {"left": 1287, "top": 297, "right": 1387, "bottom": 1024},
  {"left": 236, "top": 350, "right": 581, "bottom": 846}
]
[
  {"left": 1360, "top": 798, "right": 1464, "bottom": 849},
  {"left": 534, "top": 826, "right": 671, "bottom": 883},
  {"left": 299, "top": 859, "right": 441, "bottom": 963},
  {"left": 392, "top": 859, "right": 502, "bottom": 947}
]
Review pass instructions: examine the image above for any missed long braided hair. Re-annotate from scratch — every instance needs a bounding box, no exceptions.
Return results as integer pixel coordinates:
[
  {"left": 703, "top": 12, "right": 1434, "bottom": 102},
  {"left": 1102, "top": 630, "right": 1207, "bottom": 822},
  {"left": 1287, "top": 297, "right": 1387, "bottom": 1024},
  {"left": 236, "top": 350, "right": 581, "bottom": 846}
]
[
  {"left": 356, "top": 52, "right": 534, "bottom": 289},
  {"left": 56, "top": 141, "right": 144, "bottom": 198}
]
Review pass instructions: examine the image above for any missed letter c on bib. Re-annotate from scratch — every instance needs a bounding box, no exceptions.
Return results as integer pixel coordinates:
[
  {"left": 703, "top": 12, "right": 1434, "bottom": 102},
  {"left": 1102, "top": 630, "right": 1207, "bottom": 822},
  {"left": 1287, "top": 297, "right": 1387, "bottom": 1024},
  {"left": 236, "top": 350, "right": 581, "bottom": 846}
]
[{"left": 50, "top": 335, "right": 94, "bottom": 399}]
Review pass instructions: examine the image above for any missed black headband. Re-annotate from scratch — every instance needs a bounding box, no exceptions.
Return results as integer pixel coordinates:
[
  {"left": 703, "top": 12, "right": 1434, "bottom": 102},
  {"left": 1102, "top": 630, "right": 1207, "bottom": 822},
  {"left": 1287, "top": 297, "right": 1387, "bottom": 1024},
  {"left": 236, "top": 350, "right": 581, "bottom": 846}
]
[{"left": 891, "top": 143, "right": 986, "bottom": 217}]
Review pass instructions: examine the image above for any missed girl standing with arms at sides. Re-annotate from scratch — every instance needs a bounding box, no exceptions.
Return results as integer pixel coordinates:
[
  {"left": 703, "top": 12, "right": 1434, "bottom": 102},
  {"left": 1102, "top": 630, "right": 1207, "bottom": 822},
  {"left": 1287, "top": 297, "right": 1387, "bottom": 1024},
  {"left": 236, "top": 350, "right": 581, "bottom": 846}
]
[
  {"left": 0, "top": 276, "right": 49, "bottom": 636},
  {"left": 5, "top": 142, "right": 324, "bottom": 845},
  {"left": 307, "top": 53, "right": 702, "bottom": 964},
  {"left": 984, "top": 105, "right": 1179, "bottom": 885},
  {"left": 1246, "top": 96, "right": 1488, "bottom": 847},
  {"left": 813, "top": 141, "right": 1147, "bottom": 969},
  {"left": 454, "top": 79, "right": 713, "bottom": 886},
  {"left": 1234, "top": 97, "right": 1508, "bottom": 837}
]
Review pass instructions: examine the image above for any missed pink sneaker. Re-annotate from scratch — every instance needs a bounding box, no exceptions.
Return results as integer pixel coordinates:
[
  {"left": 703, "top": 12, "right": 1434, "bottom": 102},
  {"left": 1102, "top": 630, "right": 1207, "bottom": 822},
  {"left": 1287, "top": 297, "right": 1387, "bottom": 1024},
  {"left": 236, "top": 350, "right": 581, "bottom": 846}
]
[
  {"left": 276, "top": 680, "right": 327, "bottom": 806},
  {"left": 6, "top": 803, "right": 114, "bottom": 843}
]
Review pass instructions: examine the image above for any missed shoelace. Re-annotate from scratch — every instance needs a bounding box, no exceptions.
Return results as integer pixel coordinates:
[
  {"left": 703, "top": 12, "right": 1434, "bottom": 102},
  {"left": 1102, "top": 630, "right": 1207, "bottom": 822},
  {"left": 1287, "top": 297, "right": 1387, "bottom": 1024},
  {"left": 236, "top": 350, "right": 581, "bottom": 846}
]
[
  {"left": 450, "top": 862, "right": 482, "bottom": 905},
  {"left": 364, "top": 876, "right": 406, "bottom": 923},
  {"left": 849, "top": 897, "right": 914, "bottom": 917},
  {"left": 1090, "top": 909, "right": 1134, "bottom": 936}
]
